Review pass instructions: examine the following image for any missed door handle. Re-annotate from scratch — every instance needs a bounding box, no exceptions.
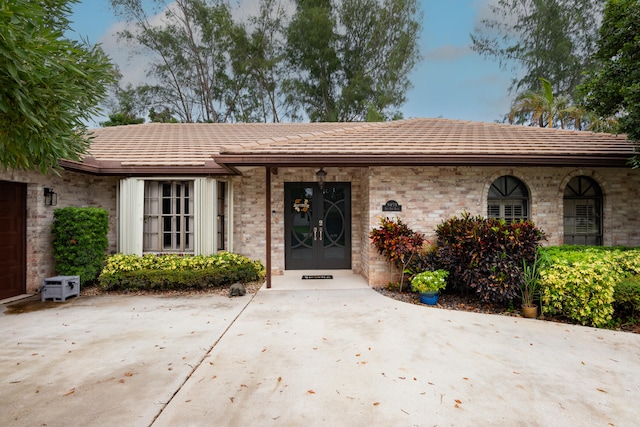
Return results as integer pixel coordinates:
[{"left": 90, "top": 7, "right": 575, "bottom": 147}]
[
  {"left": 313, "top": 227, "right": 318, "bottom": 241},
  {"left": 319, "top": 226, "right": 323, "bottom": 241}
]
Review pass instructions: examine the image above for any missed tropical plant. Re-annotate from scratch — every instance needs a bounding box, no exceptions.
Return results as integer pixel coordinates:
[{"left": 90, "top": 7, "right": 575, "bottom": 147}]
[
  {"left": 0, "top": 0, "right": 114, "bottom": 172},
  {"left": 520, "top": 253, "right": 541, "bottom": 306},
  {"left": 509, "top": 77, "right": 587, "bottom": 129},
  {"left": 436, "top": 212, "right": 546, "bottom": 304},
  {"left": 369, "top": 216, "right": 425, "bottom": 291},
  {"left": 539, "top": 246, "right": 640, "bottom": 327},
  {"left": 410, "top": 269, "right": 449, "bottom": 294}
]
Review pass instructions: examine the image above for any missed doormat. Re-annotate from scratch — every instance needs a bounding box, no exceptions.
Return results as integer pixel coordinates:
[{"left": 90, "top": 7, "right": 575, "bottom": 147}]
[{"left": 302, "top": 275, "right": 333, "bottom": 280}]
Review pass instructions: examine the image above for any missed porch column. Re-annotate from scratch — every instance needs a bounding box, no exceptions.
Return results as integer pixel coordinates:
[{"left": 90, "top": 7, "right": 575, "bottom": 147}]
[{"left": 266, "top": 167, "right": 272, "bottom": 289}]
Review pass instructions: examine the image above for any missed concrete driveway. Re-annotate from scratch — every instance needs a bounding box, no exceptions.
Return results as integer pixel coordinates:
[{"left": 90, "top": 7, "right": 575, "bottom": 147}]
[{"left": 2, "top": 271, "right": 639, "bottom": 426}]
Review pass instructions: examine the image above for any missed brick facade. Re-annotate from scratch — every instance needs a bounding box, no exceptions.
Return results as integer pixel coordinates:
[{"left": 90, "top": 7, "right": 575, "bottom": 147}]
[
  {"left": 229, "top": 165, "right": 640, "bottom": 287},
  {"left": 3, "top": 162, "right": 638, "bottom": 296},
  {"left": 1, "top": 169, "right": 117, "bottom": 294}
]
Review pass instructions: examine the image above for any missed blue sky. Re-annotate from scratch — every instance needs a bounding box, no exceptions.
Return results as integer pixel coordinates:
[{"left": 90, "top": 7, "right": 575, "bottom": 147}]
[{"left": 69, "top": 0, "right": 514, "bottom": 125}]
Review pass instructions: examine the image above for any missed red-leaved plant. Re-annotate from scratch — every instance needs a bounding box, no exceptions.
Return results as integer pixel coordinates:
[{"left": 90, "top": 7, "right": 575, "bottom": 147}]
[{"left": 370, "top": 216, "right": 425, "bottom": 291}]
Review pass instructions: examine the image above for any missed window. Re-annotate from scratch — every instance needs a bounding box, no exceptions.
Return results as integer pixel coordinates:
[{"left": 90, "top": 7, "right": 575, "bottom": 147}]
[
  {"left": 488, "top": 176, "right": 529, "bottom": 223},
  {"left": 563, "top": 176, "right": 602, "bottom": 245},
  {"left": 217, "top": 181, "right": 226, "bottom": 251},
  {"left": 144, "top": 181, "right": 194, "bottom": 252}
]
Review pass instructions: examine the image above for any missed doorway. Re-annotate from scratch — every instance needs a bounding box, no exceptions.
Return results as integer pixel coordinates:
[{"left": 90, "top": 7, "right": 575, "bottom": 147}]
[
  {"left": 284, "top": 182, "right": 351, "bottom": 270},
  {"left": 0, "top": 181, "right": 26, "bottom": 299}
]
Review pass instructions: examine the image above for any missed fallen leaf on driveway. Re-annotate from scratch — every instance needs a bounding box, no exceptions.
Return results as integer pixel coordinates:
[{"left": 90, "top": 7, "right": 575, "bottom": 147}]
[
  {"left": 64, "top": 388, "right": 75, "bottom": 397},
  {"left": 307, "top": 390, "right": 315, "bottom": 394}
]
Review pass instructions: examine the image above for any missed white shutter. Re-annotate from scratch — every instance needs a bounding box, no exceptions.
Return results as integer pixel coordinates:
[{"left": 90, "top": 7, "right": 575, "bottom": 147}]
[
  {"left": 194, "top": 178, "right": 217, "bottom": 255},
  {"left": 118, "top": 178, "right": 144, "bottom": 255}
]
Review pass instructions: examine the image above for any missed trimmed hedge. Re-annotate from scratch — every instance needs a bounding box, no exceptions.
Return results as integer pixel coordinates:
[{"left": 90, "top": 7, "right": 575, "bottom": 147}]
[
  {"left": 98, "top": 252, "right": 265, "bottom": 292},
  {"left": 52, "top": 207, "right": 109, "bottom": 284},
  {"left": 614, "top": 274, "right": 640, "bottom": 319},
  {"left": 539, "top": 246, "right": 640, "bottom": 327}
]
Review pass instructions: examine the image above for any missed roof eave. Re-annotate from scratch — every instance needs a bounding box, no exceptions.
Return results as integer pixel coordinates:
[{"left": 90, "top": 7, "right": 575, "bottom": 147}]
[
  {"left": 214, "top": 154, "right": 633, "bottom": 168},
  {"left": 59, "top": 159, "right": 239, "bottom": 176}
]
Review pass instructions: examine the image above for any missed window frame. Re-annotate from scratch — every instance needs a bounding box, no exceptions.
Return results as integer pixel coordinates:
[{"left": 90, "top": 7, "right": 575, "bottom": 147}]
[
  {"left": 487, "top": 175, "right": 530, "bottom": 223},
  {"left": 119, "top": 177, "right": 227, "bottom": 256},
  {"left": 143, "top": 180, "right": 195, "bottom": 253},
  {"left": 563, "top": 176, "right": 603, "bottom": 245}
]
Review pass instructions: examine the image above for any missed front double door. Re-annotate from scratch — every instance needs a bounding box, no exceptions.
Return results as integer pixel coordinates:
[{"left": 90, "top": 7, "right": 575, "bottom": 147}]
[{"left": 285, "top": 182, "right": 351, "bottom": 270}]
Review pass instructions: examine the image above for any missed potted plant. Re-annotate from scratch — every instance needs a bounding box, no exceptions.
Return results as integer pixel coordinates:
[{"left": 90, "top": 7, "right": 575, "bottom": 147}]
[
  {"left": 411, "top": 269, "right": 449, "bottom": 305},
  {"left": 520, "top": 254, "right": 541, "bottom": 318}
]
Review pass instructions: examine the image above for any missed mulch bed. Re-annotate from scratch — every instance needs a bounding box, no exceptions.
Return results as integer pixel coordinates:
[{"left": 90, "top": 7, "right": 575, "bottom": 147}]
[
  {"left": 80, "top": 281, "right": 263, "bottom": 298},
  {"left": 375, "top": 288, "right": 640, "bottom": 334}
]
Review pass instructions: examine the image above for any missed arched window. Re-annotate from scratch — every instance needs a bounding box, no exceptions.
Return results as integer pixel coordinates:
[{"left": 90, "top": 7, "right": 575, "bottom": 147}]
[
  {"left": 563, "top": 176, "right": 602, "bottom": 245},
  {"left": 488, "top": 176, "right": 529, "bottom": 223}
]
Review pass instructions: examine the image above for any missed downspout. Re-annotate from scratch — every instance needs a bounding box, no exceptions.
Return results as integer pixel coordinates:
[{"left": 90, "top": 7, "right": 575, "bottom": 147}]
[{"left": 266, "top": 167, "right": 272, "bottom": 289}]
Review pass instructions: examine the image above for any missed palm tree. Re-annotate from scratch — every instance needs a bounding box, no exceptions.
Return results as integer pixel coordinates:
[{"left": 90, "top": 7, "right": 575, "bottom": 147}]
[
  {"left": 509, "top": 77, "right": 566, "bottom": 128},
  {"left": 507, "top": 77, "right": 597, "bottom": 129}
]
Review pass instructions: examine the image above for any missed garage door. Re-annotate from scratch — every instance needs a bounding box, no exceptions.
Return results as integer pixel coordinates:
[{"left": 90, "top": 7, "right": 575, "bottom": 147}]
[{"left": 0, "top": 181, "right": 26, "bottom": 299}]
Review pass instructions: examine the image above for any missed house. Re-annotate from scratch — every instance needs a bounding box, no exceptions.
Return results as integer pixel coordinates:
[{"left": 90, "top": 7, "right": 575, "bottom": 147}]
[{"left": 2, "top": 118, "right": 638, "bottom": 299}]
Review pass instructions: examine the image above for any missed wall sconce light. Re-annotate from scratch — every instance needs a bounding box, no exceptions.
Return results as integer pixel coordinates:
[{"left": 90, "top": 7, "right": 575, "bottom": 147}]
[
  {"left": 44, "top": 188, "right": 57, "bottom": 206},
  {"left": 316, "top": 167, "right": 327, "bottom": 190}
]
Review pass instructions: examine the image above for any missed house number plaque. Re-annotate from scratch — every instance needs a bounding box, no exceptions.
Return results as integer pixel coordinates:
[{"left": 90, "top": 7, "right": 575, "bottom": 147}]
[{"left": 382, "top": 200, "right": 402, "bottom": 212}]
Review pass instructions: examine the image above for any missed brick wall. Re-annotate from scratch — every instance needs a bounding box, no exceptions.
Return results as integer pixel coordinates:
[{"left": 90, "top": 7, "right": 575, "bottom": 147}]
[
  {"left": 364, "top": 166, "right": 640, "bottom": 286},
  {"left": 1, "top": 169, "right": 118, "bottom": 294},
  {"left": 231, "top": 166, "right": 368, "bottom": 276},
  {"left": 230, "top": 165, "right": 639, "bottom": 287}
]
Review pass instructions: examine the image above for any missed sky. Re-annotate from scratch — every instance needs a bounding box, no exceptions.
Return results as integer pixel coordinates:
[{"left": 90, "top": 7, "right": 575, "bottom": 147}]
[{"left": 69, "top": 0, "right": 515, "bottom": 126}]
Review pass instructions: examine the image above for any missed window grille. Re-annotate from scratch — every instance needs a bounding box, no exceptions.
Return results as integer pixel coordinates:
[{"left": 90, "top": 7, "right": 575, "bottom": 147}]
[
  {"left": 144, "top": 181, "right": 194, "bottom": 252},
  {"left": 487, "top": 176, "right": 529, "bottom": 223},
  {"left": 563, "top": 176, "right": 602, "bottom": 245}
]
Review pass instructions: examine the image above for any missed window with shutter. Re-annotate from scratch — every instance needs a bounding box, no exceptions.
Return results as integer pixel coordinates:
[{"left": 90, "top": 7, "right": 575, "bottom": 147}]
[
  {"left": 487, "top": 176, "right": 529, "bottom": 223},
  {"left": 563, "top": 176, "right": 602, "bottom": 245}
]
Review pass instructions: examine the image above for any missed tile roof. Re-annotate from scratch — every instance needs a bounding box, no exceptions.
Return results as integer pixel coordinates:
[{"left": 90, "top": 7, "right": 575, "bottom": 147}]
[{"left": 62, "top": 118, "right": 637, "bottom": 175}]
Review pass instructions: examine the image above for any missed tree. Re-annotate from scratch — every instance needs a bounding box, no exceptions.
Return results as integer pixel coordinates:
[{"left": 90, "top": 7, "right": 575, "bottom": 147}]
[
  {"left": 509, "top": 77, "right": 583, "bottom": 129},
  {"left": 111, "top": 0, "right": 242, "bottom": 123},
  {"left": 471, "top": 0, "right": 604, "bottom": 98},
  {"left": 112, "top": 0, "right": 421, "bottom": 123},
  {"left": 581, "top": 0, "right": 640, "bottom": 167},
  {"left": 0, "top": 0, "right": 114, "bottom": 172},
  {"left": 101, "top": 67, "right": 146, "bottom": 126},
  {"left": 286, "top": 0, "right": 341, "bottom": 121},
  {"left": 286, "top": 0, "right": 422, "bottom": 121},
  {"left": 230, "top": 0, "right": 290, "bottom": 122}
]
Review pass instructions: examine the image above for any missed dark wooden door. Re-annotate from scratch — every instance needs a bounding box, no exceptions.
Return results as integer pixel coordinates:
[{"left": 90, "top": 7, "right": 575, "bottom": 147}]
[
  {"left": 0, "top": 181, "right": 26, "bottom": 299},
  {"left": 285, "top": 182, "right": 351, "bottom": 270}
]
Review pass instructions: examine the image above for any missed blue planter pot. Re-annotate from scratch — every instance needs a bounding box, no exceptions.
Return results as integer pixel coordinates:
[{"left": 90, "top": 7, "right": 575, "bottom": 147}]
[{"left": 419, "top": 291, "right": 439, "bottom": 305}]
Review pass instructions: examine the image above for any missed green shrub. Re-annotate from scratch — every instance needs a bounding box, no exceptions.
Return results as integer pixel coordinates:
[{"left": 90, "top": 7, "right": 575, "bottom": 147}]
[
  {"left": 51, "top": 207, "right": 109, "bottom": 284},
  {"left": 98, "top": 252, "right": 265, "bottom": 291},
  {"left": 539, "top": 247, "right": 640, "bottom": 327},
  {"left": 435, "top": 212, "right": 545, "bottom": 304},
  {"left": 613, "top": 275, "right": 640, "bottom": 319}
]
